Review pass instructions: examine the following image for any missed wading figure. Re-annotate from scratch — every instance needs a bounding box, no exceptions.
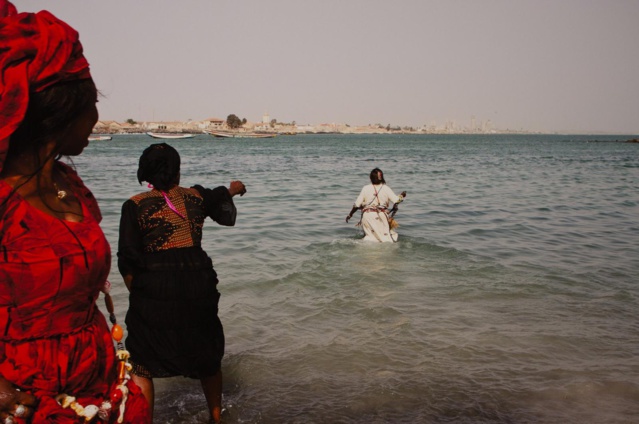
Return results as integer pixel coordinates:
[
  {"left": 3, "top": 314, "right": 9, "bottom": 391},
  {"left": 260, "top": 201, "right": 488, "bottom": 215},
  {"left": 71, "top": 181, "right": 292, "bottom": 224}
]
[
  {"left": 0, "top": 1, "right": 149, "bottom": 422},
  {"left": 118, "top": 143, "right": 246, "bottom": 423},
  {"left": 346, "top": 168, "right": 407, "bottom": 242}
]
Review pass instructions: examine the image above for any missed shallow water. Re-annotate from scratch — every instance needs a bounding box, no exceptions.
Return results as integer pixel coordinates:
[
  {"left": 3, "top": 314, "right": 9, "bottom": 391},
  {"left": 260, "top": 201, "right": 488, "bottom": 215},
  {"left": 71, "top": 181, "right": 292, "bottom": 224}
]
[{"left": 77, "top": 133, "right": 638, "bottom": 423}]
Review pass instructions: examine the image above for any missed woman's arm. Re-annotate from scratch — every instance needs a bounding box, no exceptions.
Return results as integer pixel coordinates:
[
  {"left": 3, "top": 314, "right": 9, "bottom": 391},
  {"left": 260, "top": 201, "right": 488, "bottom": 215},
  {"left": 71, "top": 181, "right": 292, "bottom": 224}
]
[
  {"left": 123, "top": 274, "right": 134, "bottom": 292},
  {"left": 345, "top": 206, "right": 360, "bottom": 223},
  {"left": 117, "top": 200, "right": 143, "bottom": 281},
  {"left": 347, "top": 186, "right": 369, "bottom": 222},
  {"left": 386, "top": 186, "right": 407, "bottom": 205},
  {"left": 192, "top": 184, "right": 238, "bottom": 226}
]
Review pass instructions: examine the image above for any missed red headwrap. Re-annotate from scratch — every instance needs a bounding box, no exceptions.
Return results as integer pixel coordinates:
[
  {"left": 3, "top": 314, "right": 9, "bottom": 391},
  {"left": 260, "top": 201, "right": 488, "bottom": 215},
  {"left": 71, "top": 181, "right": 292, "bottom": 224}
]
[{"left": 0, "top": 0, "right": 91, "bottom": 173}]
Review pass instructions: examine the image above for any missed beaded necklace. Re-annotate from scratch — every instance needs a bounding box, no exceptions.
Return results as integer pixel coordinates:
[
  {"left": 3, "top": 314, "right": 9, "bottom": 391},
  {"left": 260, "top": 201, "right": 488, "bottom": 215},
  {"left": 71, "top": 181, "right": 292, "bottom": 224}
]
[{"left": 55, "top": 281, "right": 133, "bottom": 422}]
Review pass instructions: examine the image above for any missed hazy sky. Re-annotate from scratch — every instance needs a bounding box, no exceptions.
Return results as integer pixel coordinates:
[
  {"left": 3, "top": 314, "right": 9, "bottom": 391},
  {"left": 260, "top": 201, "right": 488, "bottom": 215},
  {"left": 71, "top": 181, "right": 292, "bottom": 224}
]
[{"left": 17, "top": 0, "right": 639, "bottom": 133}]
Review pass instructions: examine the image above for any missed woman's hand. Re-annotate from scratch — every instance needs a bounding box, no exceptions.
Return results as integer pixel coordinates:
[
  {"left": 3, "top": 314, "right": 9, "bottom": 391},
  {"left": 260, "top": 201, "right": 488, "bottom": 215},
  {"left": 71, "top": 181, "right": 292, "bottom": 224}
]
[
  {"left": 400, "top": 191, "right": 407, "bottom": 198},
  {"left": 0, "top": 377, "right": 37, "bottom": 422},
  {"left": 229, "top": 180, "right": 247, "bottom": 197}
]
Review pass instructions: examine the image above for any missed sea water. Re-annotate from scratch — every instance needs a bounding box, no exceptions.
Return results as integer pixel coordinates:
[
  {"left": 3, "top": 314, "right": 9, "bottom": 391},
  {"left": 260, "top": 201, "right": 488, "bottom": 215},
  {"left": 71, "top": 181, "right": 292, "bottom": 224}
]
[{"left": 77, "top": 134, "right": 638, "bottom": 423}]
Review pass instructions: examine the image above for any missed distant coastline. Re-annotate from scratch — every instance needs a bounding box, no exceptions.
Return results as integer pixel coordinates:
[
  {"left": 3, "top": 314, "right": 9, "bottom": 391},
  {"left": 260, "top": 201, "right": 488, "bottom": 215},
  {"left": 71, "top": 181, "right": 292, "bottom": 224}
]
[
  {"left": 92, "top": 115, "right": 538, "bottom": 136},
  {"left": 92, "top": 125, "right": 639, "bottom": 139},
  {"left": 92, "top": 117, "right": 637, "bottom": 137}
]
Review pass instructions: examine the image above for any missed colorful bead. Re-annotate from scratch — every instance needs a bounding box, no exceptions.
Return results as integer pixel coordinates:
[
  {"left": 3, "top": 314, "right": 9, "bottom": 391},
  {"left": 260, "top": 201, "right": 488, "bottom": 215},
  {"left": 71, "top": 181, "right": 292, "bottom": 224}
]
[{"left": 111, "top": 324, "right": 123, "bottom": 342}]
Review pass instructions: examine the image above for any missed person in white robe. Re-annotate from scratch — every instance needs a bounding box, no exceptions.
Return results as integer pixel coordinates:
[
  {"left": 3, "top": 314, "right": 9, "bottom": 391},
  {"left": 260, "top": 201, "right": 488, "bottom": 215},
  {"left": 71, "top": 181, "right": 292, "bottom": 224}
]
[{"left": 346, "top": 168, "right": 406, "bottom": 242}]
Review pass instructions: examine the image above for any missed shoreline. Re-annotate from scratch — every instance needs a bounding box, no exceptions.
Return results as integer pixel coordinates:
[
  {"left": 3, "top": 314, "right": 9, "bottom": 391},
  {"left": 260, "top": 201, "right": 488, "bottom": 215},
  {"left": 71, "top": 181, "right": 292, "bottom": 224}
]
[{"left": 92, "top": 131, "right": 639, "bottom": 140}]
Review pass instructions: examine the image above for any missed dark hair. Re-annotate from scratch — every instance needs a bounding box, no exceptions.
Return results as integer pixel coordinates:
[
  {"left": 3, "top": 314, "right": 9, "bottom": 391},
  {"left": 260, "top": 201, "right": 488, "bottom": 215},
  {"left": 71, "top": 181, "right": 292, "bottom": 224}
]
[
  {"left": 8, "top": 79, "right": 98, "bottom": 165},
  {"left": 137, "top": 143, "right": 181, "bottom": 190},
  {"left": 1, "top": 79, "right": 98, "bottom": 213},
  {"left": 370, "top": 168, "right": 385, "bottom": 184}
]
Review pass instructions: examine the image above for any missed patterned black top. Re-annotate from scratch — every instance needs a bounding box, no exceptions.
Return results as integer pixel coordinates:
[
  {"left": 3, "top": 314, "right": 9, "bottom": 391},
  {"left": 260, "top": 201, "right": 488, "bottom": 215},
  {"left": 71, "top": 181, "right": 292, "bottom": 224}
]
[{"left": 117, "top": 184, "right": 235, "bottom": 276}]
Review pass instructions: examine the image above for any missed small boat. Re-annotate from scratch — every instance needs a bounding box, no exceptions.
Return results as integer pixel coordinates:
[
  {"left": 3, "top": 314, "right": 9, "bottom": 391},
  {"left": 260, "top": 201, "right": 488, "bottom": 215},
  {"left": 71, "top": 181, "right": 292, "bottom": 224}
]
[
  {"left": 146, "top": 132, "right": 195, "bottom": 139},
  {"left": 204, "top": 130, "right": 276, "bottom": 139},
  {"left": 88, "top": 135, "right": 112, "bottom": 141}
]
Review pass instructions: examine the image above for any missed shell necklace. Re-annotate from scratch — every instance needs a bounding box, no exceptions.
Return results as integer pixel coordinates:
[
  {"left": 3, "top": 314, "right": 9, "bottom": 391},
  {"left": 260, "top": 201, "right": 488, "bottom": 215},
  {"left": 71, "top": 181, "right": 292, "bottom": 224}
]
[{"left": 53, "top": 182, "right": 67, "bottom": 200}]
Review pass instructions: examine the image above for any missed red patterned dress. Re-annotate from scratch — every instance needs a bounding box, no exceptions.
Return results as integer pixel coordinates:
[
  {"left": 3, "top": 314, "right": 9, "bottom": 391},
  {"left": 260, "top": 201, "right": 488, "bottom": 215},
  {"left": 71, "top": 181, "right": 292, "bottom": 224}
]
[{"left": 0, "top": 163, "right": 149, "bottom": 423}]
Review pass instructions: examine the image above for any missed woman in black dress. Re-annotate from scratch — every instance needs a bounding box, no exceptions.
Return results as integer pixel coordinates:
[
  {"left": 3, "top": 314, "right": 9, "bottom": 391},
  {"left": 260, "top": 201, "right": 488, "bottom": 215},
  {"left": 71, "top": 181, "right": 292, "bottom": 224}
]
[{"left": 117, "top": 143, "right": 245, "bottom": 423}]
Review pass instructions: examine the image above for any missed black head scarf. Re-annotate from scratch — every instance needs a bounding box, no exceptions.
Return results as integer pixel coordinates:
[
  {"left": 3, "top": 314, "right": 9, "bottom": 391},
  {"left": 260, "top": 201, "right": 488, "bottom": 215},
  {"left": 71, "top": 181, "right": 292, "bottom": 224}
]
[
  {"left": 370, "top": 168, "right": 385, "bottom": 184},
  {"left": 137, "top": 143, "right": 180, "bottom": 191}
]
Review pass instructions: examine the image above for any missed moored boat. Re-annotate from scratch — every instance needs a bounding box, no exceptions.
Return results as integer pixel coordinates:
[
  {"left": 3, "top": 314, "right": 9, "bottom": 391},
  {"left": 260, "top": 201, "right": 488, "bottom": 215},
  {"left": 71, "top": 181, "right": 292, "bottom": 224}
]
[
  {"left": 146, "top": 132, "right": 195, "bottom": 139},
  {"left": 204, "top": 130, "right": 276, "bottom": 139},
  {"left": 88, "top": 135, "right": 112, "bottom": 141}
]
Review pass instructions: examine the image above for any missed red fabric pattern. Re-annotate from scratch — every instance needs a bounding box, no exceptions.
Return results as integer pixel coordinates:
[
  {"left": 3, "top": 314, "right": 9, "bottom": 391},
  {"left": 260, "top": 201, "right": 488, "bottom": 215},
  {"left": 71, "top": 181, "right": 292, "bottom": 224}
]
[
  {"left": 0, "top": 163, "right": 149, "bottom": 423},
  {"left": 0, "top": 0, "right": 91, "bottom": 173}
]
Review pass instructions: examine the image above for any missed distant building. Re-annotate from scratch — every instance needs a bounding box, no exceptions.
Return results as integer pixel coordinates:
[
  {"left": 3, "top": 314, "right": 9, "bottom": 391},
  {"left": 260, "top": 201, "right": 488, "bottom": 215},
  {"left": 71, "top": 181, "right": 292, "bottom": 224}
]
[
  {"left": 93, "top": 120, "right": 123, "bottom": 134},
  {"left": 200, "top": 117, "right": 225, "bottom": 130},
  {"left": 143, "top": 121, "right": 197, "bottom": 132},
  {"left": 254, "top": 122, "right": 271, "bottom": 131}
]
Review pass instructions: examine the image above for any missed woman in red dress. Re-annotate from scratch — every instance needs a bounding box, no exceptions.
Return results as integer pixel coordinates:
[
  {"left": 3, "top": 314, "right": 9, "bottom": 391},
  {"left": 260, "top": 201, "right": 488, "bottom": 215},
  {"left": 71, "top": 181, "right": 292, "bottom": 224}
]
[{"left": 0, "top": 1, "right": 149, "bottom": 422}]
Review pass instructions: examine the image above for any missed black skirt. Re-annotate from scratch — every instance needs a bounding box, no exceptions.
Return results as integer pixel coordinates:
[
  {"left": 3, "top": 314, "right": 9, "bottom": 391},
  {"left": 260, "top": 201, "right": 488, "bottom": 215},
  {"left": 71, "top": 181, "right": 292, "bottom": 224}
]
[{"left": 125, "top": 247, "right": 224, "bottom": 379}]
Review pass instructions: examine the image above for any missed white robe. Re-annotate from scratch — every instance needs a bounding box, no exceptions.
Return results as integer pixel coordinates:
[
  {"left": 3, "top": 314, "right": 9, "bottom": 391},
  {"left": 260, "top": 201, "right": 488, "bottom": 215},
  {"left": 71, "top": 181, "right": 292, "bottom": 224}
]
[{"left": 353, "top": 183, "right": 403, "bottom": 242}]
